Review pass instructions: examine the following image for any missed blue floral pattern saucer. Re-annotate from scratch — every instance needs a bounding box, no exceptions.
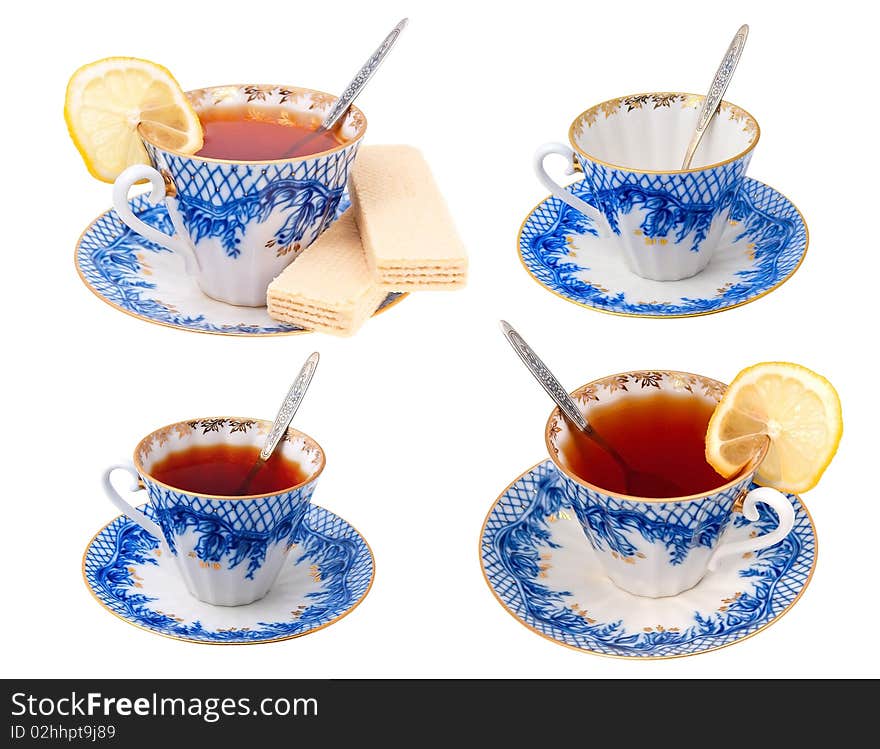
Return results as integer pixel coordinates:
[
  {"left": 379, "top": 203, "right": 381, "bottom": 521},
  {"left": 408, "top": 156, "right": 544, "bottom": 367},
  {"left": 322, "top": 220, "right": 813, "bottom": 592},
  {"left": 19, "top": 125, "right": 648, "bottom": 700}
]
[
  {"left": 518, "top": 178, "right": 807, "bottom": 317},
  {"left": 83, "top": 503, "right": 374, "bottom": 644},
  {"left": 75, "top": 195, "right": 405, "bottom": 336},
  {"left": 480, "top": 461, "right": 817, "bottom": 659}
]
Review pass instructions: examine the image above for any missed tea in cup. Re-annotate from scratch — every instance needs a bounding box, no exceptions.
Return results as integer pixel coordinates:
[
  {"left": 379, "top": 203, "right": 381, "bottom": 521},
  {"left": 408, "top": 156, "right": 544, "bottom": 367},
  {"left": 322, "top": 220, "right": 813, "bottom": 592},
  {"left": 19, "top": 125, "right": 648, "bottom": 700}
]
[
  {"left": 112, "top": 84, "right": 367, "bottom": 307},
  {"left": 545, "top": 370, "right": 794, "bottom": 598},
  {"left": 102, "top": 416, "right": 325, "bottom": 606},
  {"left": 534, "top": 93, "right": 759, "bottom": 281}
]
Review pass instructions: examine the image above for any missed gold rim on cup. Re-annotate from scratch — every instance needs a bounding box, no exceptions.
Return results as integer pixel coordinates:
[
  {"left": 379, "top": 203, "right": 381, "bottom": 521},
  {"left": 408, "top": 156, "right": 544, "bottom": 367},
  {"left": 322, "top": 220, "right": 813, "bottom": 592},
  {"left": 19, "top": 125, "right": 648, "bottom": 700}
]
[
  {"left": 567, "top": 91, "right": 760, "bottom": 175},
  {"left": 132, "top": 415, "right": 326, "bottom": 501},
  {"left": 138, "top": 83, "right": 368, "bottom": 165}
]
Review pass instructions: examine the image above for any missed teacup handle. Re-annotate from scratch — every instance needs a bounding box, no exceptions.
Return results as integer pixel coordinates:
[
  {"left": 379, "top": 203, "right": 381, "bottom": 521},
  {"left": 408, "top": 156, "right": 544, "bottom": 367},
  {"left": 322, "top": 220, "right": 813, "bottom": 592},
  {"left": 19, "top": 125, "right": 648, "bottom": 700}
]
[
  {"left": 102, "top": 463, "right": 167, "bottom": 549},
  {"left": 707, "top": 487, "right": 796, "bottom": 571},
  {"left": 112, "top": 164, "right": 200, "bottom": 276},
  {"left": 533, "top": 142, "right": 609, "bottom": 235}
]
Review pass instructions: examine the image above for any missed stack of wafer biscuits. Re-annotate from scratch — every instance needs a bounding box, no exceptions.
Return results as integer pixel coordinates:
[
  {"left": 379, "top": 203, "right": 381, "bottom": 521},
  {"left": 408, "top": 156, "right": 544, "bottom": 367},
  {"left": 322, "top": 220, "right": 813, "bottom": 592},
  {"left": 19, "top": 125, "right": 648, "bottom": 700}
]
[{"left": 267, "top": 145, "right": 467, "bottom": 336}]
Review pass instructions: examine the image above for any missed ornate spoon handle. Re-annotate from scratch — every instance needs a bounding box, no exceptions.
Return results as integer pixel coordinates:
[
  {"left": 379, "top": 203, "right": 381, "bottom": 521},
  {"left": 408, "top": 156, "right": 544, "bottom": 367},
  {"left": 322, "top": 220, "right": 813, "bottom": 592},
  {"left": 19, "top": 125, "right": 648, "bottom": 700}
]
[
  {"left": 260, "top": 352, "right": 320, "bottom": 461},
  {"left": 321, "top": 18, "right": 408, "bottom": 130},
  {"left": 681, "top": 24, "right": 749, "bottom": 170},
  {"left": 499, "top": 321, "right": 591, "bottom": 433}
]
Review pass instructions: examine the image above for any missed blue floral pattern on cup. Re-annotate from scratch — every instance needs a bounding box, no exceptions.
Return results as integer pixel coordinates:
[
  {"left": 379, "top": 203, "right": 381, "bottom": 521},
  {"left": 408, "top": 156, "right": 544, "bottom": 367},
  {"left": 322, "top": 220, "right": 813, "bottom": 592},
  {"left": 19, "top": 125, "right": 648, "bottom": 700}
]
[
  {"left": 145, "top": 481, "right": 314, "bottom": 581},
  {"left": 145, "top": 147, "right": 351, "bottom": 260},
  {"left": 554, "top": 465, "right": 754, "bottom": 593},
  {"left": 569, "top": 480, "right": 737, "bottom": 565},
  {"left": 578, "top": 154, "right": 750, "bottom": 253}
]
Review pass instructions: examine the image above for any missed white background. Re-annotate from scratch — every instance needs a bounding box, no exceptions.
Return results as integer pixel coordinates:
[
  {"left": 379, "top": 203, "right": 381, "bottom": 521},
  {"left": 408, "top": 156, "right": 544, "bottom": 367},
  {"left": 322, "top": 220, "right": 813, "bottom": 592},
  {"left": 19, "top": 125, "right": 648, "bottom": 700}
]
[{"left": 1, "top": 0, "right": 877, "bottom": 678}]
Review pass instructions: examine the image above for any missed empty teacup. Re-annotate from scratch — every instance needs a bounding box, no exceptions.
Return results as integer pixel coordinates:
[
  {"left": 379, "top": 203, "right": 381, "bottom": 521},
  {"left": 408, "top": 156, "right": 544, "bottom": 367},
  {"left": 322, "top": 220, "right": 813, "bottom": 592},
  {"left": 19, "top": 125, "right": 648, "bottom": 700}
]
[
  {"left": 534, "top": 92, "right": 759, "bottom": 281},
  {"left": 544, "top": 370, "right": 794, "bottom": 598},
  {"left": 102, "top": 416, "right": 325, "bottom": 606},
  {"left": 113, "top": 84, "right": 367, "bottom": 307}
]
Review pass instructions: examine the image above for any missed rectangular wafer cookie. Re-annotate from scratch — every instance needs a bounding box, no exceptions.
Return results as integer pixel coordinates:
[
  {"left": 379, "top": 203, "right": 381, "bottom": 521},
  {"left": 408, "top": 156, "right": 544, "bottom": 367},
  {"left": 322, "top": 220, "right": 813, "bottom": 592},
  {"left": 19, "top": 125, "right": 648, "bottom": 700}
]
[
  {"left": 349, "top": 145, "right": 467, "bottom": 290},
  {"left": 266, "top": 212, "right": 387, "bottom": 336}
]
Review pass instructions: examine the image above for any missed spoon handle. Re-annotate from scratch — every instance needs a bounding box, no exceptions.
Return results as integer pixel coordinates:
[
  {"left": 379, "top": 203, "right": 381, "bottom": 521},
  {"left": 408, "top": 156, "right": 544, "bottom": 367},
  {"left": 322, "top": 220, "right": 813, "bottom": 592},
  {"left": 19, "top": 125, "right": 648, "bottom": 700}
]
[
  {"left": 260, "top": 352, "right": 320, "bottom": 462},
  {"left": 681, "top": 24, "right": 749, "bottom": 170},
  {"left": 320, "top": 17, "right": 408, "bottom": 131},
  {"left": 499, "top": 321, "right": 591, "bottom": 433}
]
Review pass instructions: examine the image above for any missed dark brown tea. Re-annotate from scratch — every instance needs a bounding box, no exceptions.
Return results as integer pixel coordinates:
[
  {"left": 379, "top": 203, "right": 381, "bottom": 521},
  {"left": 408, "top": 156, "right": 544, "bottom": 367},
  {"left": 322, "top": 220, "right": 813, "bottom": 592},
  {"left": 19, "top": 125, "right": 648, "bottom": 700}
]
[
  {"left": 150, "top": 444, "right": 307, "bottom": 496},
  {"left": 559, "top": 391, "right": 728, "bottom": 498},
  {"left": 195, "top": 105, "right": 344, "bottom": 160}
]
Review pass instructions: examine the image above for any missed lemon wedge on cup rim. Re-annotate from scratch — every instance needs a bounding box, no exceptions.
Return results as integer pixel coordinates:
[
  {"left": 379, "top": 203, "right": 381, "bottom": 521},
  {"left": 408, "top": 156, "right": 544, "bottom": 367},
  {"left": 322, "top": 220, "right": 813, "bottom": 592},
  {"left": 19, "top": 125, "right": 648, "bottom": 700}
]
[
  {"left": 706, "top": 362, "right": 842, "bottom": 493},
  {"left": 64, "top": 57, "right": 203, "bottom": 183}
]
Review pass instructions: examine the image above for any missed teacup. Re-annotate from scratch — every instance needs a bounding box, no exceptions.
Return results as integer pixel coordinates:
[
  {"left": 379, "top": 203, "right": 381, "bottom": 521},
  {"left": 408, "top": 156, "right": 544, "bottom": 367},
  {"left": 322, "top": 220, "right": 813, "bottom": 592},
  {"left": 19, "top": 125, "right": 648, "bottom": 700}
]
[
  {"left": 102, "top": 416, "right": 325, "bottom": 606},
  {"left": 112, "top": 84, "right": 367, "bottom": 307},
  {"left": 534, "top": 92, "right": 759, "bottom": 281},
  {"left": 545, "top": 370, "right": 794, "bottom": 598}
]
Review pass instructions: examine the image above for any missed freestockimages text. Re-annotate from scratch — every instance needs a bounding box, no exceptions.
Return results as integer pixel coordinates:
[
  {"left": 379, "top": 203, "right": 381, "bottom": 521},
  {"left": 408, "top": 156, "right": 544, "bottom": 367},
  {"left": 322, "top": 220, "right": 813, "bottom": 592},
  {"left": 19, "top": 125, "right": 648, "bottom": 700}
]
[{"left": 10, "top": 692, "right": 318, "bottom": 723}]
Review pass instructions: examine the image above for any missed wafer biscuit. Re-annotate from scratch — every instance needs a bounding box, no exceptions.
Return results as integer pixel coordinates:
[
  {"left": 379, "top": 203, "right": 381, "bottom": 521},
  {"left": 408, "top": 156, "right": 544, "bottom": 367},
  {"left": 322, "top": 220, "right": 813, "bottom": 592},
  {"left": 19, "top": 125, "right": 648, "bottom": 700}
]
[
  {"left": 349, "top": 145, "right": 467, "bottom": 290},
  {"left": 266, "top": 212, "right": 386, "bottom": 337}
]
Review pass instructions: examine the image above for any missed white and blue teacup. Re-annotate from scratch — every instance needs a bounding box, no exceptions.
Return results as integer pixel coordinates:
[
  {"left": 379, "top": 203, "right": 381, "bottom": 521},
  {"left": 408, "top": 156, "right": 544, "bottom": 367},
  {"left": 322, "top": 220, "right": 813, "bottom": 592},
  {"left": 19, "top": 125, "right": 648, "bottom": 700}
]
[
  {"left": 113, "top": 84, "right": 366, "bottom": 307},
  {"left": 544, "top": 371, "right": 794, "bottom": 598},
  {"left": 534, "top": 92, "right": 759, "bottom": 281},
  {"left": 103, "top": 416, "right": 325, "bottom": 606}
]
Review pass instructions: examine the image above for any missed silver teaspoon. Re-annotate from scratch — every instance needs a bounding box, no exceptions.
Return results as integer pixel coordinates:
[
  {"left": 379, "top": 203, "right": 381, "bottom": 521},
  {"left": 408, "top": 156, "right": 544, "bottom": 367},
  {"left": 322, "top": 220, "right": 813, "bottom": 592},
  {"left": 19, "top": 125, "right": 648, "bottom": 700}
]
[
  {"left": 499, "top": 321, "right": 678, "bottom": 497},
  {"left": 236, "top": 352, "right": 320, "bottom": 495},
  {"left": 281, "top": 18, "right": 408, "bottom": 158},
  {"left": 681, "top": 24, "right": 749, "bottom": 170}
]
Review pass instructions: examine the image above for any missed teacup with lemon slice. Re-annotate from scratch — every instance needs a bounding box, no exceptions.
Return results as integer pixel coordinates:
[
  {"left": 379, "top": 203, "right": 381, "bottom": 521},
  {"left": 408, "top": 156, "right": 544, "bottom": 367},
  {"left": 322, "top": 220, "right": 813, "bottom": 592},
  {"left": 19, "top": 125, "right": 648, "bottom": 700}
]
[
  {"left": 66, "top": 58, "right": 366, "bottom": 307},
  {"left": 543, "top": 362, "right": 840, "bottom": 598},
  {"left": 481, "top": 360, "right": 840, "bottom": 656}
]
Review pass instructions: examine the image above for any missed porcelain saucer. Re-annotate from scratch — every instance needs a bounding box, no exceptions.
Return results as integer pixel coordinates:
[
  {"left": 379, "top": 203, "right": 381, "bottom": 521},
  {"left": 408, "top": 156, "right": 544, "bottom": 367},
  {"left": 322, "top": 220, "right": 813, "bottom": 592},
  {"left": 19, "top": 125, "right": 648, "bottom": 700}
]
[
  {"left": 75, "top": 194, "right": 405, "bottom": 336},
  {"left": 480, "top": 461, "right": 817, "bottom": 659},
  {"left": 83, "top": 503, "right": 374, "bottom": 644},
  {"left": 518, "top": 177, "right": 808, "bottom": 318}
]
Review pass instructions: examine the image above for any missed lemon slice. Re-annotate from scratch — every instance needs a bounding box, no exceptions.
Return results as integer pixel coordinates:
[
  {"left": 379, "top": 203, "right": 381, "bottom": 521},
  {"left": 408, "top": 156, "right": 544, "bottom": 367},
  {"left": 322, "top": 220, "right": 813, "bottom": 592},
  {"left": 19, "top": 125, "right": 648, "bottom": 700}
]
[
  {"left": 706, "top": 362, "right": 842, "bottom": 492},
  {"left": 65, "top": 57, "right": 203, "bottom": 182}
]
